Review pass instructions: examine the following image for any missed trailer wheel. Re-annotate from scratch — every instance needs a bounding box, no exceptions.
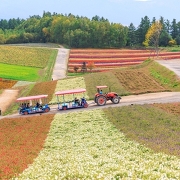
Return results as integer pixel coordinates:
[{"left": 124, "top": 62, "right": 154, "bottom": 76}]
[
  {"left": 23, "top": 111, "right": 28, "bottom": 115},
  {"left": 97, "top": 96, "right": 106, "bottom": 106},
  {"left": 83, "top": 103, "right": 88, "bottom": 108},
  {"left": 44, "top": 107, "right": 50, "bottom": 113},
  {"left": 112, "top": 96, "right": 120, "bottom": 104},
  {"left": 62, "top": 106, "right": 67, "bottom": 110}
]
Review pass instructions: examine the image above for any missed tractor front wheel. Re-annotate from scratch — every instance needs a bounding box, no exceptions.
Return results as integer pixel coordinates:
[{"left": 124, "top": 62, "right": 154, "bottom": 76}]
[
  {"left": 97, "top": 96, "right": 107, "bottom": 106},
  {"left": 112, "top": 96, "right": 120, "bottom": 104}
]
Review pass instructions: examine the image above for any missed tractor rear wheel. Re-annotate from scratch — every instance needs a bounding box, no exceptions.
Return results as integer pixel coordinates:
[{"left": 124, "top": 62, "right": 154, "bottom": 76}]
[
  {"left": 94, "top": 97, "right": 97, "bottom": 103},
  {"left": 112, "top": 96, "right": 120, "bottom": 104},
  {"left": 96, "top": 96, "right": 107, "bottom": 106}
]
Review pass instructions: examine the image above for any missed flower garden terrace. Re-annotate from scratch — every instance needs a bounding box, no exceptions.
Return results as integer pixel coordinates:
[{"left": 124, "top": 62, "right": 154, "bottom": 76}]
[
  {"left": 68, "top": 49, "right": 180, "bottom": 73},
  {"left": 1, "top": 58, "right": 180, "bottom": 179}
]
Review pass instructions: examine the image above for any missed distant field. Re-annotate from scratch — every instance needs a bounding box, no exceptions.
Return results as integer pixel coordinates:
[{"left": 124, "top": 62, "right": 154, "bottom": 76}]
[
  {"left": 0, "top": 63, "right": 41, "bottom": 81},
  {"left": 0, "top": 46, "right": 56, "bottom": 68}
]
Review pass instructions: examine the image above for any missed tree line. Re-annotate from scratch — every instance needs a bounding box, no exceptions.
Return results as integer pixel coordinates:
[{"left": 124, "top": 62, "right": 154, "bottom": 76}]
[{"left": 0, "top": 11, "right": 180, "bottom": 48}]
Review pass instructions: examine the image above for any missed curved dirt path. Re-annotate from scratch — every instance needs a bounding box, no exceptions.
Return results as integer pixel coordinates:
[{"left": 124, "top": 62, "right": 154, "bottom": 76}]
[{"left": 0, "top": 89, "right": 19, "bottom": 115}]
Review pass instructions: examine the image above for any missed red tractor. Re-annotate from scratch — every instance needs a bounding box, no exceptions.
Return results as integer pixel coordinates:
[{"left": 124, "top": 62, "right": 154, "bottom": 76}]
[{"left": 94, "top": 85, "right": 121, "bottom": 106}]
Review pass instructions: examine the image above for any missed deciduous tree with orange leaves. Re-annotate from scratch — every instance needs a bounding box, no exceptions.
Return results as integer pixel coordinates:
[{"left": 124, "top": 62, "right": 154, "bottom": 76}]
[{"left": 87, "top": 61, "right": 96, "bottom": 72}]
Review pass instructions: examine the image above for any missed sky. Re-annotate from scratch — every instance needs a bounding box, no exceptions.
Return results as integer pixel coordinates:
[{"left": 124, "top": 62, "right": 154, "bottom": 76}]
[{"left": 0, "top": 0, "right": 179, "bottom": 27}]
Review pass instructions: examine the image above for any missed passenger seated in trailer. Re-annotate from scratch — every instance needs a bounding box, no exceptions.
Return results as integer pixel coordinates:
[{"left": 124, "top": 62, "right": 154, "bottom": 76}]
[
  {"left": 74, "top": 97, "right": 80, "bottom": 106},
  {"left": 81, "top": 97, "right": 86, "bottom": 106},
  {"left": 36, "top": 102, "right": 40, "bottom": 108},
  {"left": 26, "top": 103, "right": 30, "bottom": 108}
]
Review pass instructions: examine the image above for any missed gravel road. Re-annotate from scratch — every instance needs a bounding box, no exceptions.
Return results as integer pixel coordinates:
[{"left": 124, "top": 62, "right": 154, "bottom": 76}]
[
  {"left": 1, "top": 91, "right": 180, "bottom": 119},
  {"left": 156, "top": 59, "right": 180, "bottom": 78},
  {"left": 52, "top": 48, "right": 70, "bottom": 80}
]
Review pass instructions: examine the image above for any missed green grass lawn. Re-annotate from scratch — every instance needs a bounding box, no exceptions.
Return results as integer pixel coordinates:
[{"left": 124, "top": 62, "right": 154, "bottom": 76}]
[{"left": 0, "top": 63, "right": 41, "bottom": 81}]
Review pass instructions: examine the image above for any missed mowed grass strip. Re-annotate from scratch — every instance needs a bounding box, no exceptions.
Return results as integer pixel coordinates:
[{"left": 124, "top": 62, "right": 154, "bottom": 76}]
[
  {"left": 0, "top": 63, "right": 41, "bottom": 81},
  {"left": 103, "top": 104, "right": 180, "bottom": 158},
  {"left": 0, "top": 46, "right": 56, "bottom": 68}
]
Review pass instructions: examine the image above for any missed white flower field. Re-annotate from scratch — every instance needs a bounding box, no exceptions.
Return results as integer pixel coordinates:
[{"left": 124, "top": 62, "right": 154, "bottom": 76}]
[{"left": 14, "top": 110, "right": 180, "bottom": 179}]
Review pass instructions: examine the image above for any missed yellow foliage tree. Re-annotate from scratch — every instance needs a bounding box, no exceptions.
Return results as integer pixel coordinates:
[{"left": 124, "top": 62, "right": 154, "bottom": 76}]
[
  {"left": 143, "top": 21, "right": 162, "bottom": 57},
  {"left": 168, "top": 39, "right": 177, "bottom": 46}
]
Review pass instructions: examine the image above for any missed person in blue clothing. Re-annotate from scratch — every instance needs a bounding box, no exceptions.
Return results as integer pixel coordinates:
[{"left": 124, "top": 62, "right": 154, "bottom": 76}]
[{"left": 99, "top": 89, "right": 103, "bottom": 94}]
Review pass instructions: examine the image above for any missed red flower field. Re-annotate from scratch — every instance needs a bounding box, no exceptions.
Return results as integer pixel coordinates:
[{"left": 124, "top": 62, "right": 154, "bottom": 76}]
[{"left": 0, "top": 114, "right": 54, "bottom": 179}]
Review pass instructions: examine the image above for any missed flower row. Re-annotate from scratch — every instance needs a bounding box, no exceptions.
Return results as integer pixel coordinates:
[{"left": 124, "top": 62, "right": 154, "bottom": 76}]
[
  {"left": 69, "top": 52, "right": 180, "bottom": 59},
  {"left": 69, "top": 58, "right": 145, "bottom": 63},
  {"left": 68, "top": 61, "right": 142, "bottom": 67},
  {"left": 70, "top": 49, "right": 155, "bottom": 54}
]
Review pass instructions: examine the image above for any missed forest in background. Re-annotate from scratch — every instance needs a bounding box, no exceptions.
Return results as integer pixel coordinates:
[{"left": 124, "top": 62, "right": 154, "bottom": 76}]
[{"left": 0, "top": 11, "right": 180, "bottom": 48}]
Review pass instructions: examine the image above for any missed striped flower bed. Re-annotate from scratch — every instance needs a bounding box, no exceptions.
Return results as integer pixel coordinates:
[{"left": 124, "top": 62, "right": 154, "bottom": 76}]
[
  {"left": 68, "top": 61, "right": 142, "bottom": 67},
  {"left": 68, "top": 49, "right": 180, "bottom": 73},
  {"left": 69, "top": 52, "right": 180, "bottom": 59}
]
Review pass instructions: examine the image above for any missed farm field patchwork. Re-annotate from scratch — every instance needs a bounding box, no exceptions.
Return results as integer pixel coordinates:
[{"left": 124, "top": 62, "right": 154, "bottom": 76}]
[
  {"left": 68, "top": 49, "right": 180, "bottom": 73},
  {"left": 10, "top": 109, "right": 180, "bottom": 179}
]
